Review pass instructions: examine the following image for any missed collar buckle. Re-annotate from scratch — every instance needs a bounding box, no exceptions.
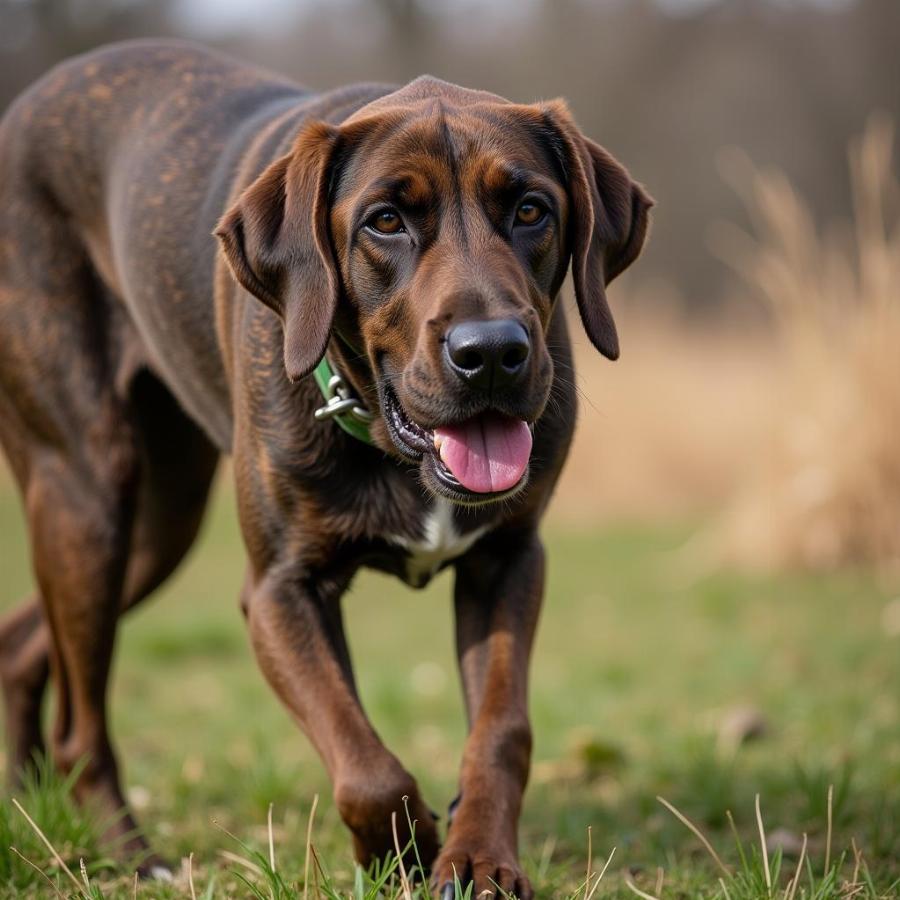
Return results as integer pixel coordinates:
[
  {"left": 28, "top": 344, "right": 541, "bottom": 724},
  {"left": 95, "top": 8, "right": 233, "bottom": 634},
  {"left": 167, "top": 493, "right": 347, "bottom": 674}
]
[{"left": 313, "top": 370, "right": 374, "bottom": 425}]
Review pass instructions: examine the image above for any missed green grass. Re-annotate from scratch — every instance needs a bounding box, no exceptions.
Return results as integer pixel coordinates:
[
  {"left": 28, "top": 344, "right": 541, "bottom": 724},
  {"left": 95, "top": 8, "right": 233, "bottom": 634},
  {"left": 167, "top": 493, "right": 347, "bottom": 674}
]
[{"left": 1, "top": 480, "right": 898, "bottom": 897}]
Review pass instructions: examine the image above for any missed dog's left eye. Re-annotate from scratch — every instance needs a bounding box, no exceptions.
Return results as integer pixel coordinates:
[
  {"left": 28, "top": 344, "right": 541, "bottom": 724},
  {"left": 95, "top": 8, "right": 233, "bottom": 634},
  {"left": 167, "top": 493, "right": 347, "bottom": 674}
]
[
  {"left": 367, "top": 209, "right": 405, "bottom": 235},
  {"left": 514, "top": 200, "right": 547, "bottom": 227}
]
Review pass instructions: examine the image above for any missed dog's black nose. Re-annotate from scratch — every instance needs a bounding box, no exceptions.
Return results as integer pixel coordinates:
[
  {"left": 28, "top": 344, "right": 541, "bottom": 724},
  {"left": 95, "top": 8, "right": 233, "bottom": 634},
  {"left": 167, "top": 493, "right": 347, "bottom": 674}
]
[{"left": 444, "top": 319, "right": 530, "bottom": 391}]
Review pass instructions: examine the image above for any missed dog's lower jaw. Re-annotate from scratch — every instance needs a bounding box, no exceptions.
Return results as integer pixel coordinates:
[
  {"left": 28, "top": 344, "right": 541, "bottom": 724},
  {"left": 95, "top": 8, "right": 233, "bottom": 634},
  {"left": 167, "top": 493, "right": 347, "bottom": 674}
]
[
  {"left": 380, "top": 383, "right": 532, "bottom": 504},
  {"left": 419, "top": 451, "right": 530, "bottom": 507}
]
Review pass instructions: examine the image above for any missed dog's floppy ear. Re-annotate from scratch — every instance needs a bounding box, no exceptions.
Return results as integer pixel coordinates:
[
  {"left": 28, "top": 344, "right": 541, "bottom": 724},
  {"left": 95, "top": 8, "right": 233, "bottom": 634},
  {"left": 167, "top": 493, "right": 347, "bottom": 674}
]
[
  {"left": 542, "top": 102, "right": 653, "bottom": 360},
  {"left": 215, "top": 122, "right": 340, "bottom": 382}
]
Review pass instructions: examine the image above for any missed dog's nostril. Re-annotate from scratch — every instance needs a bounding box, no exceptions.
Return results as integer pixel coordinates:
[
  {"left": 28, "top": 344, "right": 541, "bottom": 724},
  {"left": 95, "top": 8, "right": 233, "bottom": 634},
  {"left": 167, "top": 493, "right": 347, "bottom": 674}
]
[
  {"left": 458, "top": 349, "right": 484, "bottom": 371},
  {"left": 502, "top": 344, "right": 528, "bottom": 371}
]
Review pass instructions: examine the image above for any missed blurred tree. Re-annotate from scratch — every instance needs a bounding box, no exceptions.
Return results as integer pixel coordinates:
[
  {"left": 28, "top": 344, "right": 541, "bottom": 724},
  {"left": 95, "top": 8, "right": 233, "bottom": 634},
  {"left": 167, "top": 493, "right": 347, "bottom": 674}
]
[
  {"left": 368, "top": 0, "right": 432, "bottom": 75},
  {"left": 0, "top": 0, "right": 896, "bottom": 312},
  {"left": 0, "top": 0, "right": 178, "bottom": 109}
]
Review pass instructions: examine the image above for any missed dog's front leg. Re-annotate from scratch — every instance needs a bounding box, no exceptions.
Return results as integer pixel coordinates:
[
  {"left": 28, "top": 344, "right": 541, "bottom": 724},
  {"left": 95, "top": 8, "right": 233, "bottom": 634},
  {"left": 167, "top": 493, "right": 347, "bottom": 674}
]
[
  {"left": 434, "top": 531, "right": 544, "bottom": 900},
  {"left": 243, "top": 567, "right": 440, "bottom": 870}
]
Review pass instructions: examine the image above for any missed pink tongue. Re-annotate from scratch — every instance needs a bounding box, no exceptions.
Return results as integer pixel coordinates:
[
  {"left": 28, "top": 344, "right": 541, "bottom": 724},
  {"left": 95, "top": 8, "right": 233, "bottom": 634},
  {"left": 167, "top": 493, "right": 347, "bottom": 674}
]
[{"left": 434, "top": 415, "right": 533, "bottom": 493}]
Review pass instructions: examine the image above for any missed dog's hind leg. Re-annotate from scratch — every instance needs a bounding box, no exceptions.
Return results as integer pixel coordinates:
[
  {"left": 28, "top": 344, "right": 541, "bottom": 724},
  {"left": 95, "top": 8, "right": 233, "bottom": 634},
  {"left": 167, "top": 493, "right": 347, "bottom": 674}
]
[
  {"left": 22, "top": 406, "right": 148, "bottom": 856},
  {"left": 0, "top": 239, "right": 141, "bottom": 865},
  {"left": 0, "top": 371, "right": 218, "bottom": 811},
  {"left": 0, "top": 215, "right": 213, "bottom": 878},
  {"left": 0, "top": 597, "right": 50, "bottom": 780}
]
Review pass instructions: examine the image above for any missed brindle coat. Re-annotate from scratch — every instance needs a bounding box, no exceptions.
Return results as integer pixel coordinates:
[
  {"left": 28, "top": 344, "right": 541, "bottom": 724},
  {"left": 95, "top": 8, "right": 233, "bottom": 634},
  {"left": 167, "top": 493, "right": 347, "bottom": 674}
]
[{"left": 0, "top": 39, "right": 652, "bottom": 898}]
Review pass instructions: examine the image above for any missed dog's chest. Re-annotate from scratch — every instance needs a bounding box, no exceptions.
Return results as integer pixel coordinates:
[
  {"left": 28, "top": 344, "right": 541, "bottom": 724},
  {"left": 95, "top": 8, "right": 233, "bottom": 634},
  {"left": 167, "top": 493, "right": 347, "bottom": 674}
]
[{"left": 388, "top": 499, "right": 487, "bottom": 587}]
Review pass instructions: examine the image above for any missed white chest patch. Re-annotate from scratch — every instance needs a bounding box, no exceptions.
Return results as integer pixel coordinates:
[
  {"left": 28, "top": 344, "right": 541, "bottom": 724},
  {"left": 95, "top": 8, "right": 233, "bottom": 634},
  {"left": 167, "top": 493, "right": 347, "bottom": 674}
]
[{"left": 389, "top": 499, "right": 488, "bottom": 586}]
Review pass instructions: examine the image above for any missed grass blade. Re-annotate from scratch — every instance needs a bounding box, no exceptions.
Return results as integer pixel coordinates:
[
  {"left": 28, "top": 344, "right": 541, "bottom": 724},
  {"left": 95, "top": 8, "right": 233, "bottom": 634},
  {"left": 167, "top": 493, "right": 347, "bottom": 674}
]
[
  {"left": 9, "top": 847, "right": 67, "bottom": 899},
  {"left": 625, "top": 878, "right": 661, "bottom": 900},
  {"left": 754, "top": 793, "right": 771, "bottom": 896},
  {"left": 12, "top": 797, "right": 88, "bottom": 898},
  {"left": 585, "top": 847, "right": 616, "bottom": 900},
  {"left": 391, "top": 811, "right": 413, "bottom": 900},
  {"left": 726, "top": 810, "right": 748, "bottom": 872},
  {"left": 657, "top": 795, "right": 731, "bottom": 877},
  {"left": 267, "top": 803, "right": 276, "bottom": 875},
  {"left": 583, "top": 825, "right": 592, "bottom": 900},
  {"left": 188, "top": 851, "right": 197, "bottom": 900},
  {"left": 303, "top": 794, "right": 318, "bottom": 900},
  {"left": 783, "top": 832, "right": 807, "bottom": 900},
  {"left": 402, "top": 795, "right": 426, "bottom": 883}
]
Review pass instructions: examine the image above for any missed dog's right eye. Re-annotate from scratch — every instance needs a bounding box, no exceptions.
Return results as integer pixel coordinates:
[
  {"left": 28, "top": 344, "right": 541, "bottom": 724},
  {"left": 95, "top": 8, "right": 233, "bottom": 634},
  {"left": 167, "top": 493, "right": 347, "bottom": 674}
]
[
  {"left": 366, "top": 209, "right": 405, "bottom": 235},
  {"left": 514, "top": 199, "right": 547, "bottom": 227}
]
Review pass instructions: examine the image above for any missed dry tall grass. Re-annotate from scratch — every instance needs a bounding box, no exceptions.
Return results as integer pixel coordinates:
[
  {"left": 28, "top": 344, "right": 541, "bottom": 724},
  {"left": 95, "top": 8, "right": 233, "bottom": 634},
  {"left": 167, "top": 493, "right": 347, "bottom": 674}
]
[
  {"left": 711, "top": 117, "right": 900, "bottom": 572},
  {"left": 550, "top": 306, "right": 775, "bottom": 527}
]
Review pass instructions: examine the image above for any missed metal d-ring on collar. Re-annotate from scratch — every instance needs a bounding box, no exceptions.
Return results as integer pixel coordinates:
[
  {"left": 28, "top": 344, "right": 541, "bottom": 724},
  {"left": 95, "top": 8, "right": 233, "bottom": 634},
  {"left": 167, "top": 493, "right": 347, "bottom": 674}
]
[{"left": 312, "top": 356, "right": 375, "bottom": 445}]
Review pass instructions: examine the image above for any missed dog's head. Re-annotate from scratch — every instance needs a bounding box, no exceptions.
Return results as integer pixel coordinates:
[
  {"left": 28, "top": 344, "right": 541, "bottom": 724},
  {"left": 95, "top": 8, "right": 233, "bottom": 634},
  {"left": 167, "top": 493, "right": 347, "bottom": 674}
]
[{"left": 216, "top": 77, "right": 652, "bottom": 505}]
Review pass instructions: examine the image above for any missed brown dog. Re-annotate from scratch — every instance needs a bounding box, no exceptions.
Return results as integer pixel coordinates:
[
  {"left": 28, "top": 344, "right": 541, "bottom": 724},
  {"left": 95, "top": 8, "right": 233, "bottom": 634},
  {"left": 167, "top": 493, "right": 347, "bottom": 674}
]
[{"left": 0, "top": 39, "right": 651, "bottom": 897}]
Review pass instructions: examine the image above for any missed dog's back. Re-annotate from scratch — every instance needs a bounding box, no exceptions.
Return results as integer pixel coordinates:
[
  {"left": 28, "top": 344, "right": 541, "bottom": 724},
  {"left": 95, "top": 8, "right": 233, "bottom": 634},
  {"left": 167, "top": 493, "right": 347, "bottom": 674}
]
[{"left": 0, "top": 40, "right": 386, "bottom": 447}]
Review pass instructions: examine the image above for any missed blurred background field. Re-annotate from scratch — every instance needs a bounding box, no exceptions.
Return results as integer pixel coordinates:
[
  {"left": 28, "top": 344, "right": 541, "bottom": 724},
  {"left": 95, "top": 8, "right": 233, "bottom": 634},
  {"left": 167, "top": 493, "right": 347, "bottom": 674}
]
[{"left": 1, "top": 0, "right": 899, "bottom": 896}]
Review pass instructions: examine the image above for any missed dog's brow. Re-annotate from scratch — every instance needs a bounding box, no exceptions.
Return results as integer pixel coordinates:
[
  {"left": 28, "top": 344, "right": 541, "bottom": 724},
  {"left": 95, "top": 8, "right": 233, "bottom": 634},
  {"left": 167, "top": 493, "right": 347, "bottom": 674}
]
[
  {"left": 494, "top": 167, "right": 533, "bottom": 194},
  {"left": 360, "top": 173, "right": 435, "bottom": 210},
  {"left": 481, "top": 164, "right": 561, "bottom": 203}
]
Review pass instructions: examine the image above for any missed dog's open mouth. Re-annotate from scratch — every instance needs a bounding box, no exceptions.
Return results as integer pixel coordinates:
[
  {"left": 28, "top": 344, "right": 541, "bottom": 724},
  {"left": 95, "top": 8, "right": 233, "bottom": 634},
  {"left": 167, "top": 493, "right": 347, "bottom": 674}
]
[{"left": 382, "top": 385, "right": 533, "bottom": 498}]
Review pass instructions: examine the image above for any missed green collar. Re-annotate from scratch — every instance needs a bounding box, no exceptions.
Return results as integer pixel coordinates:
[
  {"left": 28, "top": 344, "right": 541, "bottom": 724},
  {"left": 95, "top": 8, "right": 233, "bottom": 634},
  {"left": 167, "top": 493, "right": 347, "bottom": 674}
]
[{"left": 312, "top": 356, "right": 375, "bottom": 445}]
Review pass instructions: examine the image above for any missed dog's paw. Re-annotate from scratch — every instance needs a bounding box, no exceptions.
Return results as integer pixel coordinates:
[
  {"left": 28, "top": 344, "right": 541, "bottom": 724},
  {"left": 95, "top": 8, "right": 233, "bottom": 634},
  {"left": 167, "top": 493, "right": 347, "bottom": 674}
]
[{"left": 431, "top": 844, "right": 532, "bottom": 899}]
